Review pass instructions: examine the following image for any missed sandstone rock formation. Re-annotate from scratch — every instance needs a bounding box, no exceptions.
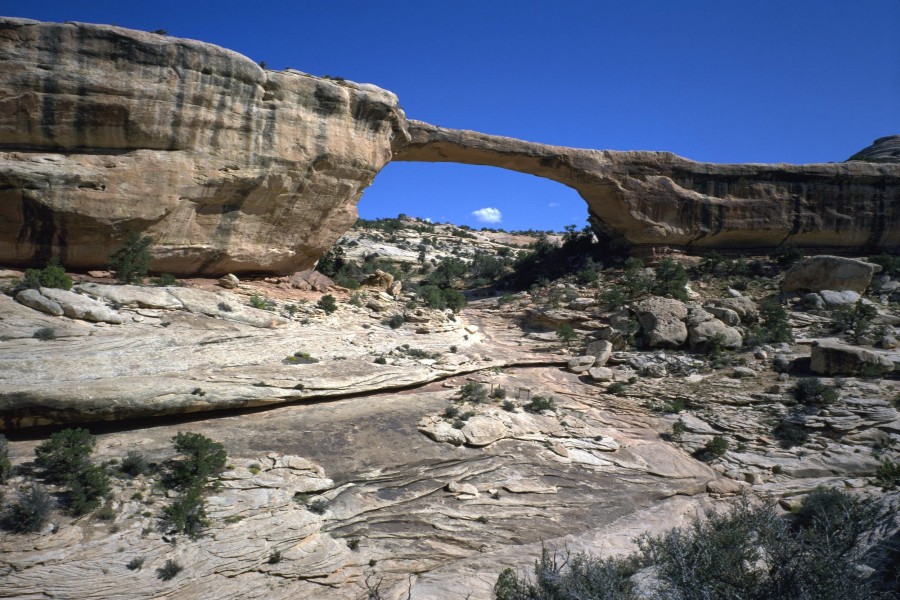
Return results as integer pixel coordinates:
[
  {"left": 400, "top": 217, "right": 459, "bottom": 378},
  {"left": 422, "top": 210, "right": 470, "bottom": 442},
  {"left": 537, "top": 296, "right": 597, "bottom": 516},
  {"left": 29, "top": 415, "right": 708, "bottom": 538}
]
[
  {"left": 392, "top": 121, "right": 900, "bottom": 253},
  {"left": 782, "top": 255, "right": 881, "bottom": 293},
  {"left": 0, "top": 17, "right": 407, "bottom": 276},
  {"left": 1, "top": 19, "right": 898, "bottom": 276},
  {"left": 847, "top": 135, "right": 900, "bottom": 164}
]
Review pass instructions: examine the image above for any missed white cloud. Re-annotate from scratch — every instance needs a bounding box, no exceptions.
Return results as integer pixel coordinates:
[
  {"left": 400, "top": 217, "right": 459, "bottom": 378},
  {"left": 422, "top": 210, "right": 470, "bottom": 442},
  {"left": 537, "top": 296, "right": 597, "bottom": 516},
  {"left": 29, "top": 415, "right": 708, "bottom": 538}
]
[
  {"left": 548, "top": 202, "right": 559, "bottom": 208},
  {"left": 471, "top": 207, "right": 502, "bottom": 224}
]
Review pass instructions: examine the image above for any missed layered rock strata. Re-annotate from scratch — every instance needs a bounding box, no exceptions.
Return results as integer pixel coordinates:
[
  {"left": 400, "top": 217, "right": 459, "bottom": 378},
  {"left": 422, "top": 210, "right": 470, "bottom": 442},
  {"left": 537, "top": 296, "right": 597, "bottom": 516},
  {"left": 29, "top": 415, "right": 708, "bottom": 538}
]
[
  {"left": 392, "top": 122, "right": 900, "bottom": 253},
  {"left": 1, "top": 18, "right": 898, "bottom": 275},
  {"left": 0, "top": 17, "right": 407, "bottom": 275}
]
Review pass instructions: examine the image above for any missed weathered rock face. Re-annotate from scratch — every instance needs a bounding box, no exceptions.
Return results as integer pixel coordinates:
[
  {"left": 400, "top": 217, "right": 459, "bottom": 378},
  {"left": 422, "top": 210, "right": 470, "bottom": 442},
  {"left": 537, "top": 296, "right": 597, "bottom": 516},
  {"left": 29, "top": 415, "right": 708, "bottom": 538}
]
[
  {"left": 2, "top": 18, "right": 898, "bottom": 276},
  {"left": 392, "top": 121, "right": 900, "bottom": 253},
  {"left": 847, "top": 135, "right": 900, "bottom": 164},
  {"left": 0, "top": 18, "right": 407, "bottom": 275},
  {"left": 781, "top": 255, "right": 881, "bottom": 293}
]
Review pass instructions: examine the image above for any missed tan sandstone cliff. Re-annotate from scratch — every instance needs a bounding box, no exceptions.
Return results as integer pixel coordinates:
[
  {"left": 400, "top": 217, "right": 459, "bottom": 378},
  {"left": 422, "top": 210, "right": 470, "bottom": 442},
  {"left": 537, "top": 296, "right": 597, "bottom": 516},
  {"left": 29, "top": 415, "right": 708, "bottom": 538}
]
[
  {"left": 1, "top": 17, "right": 898, "bottom": 276},
  {"left": 0, "top": 17, "right": 408, "bottom": 275}
]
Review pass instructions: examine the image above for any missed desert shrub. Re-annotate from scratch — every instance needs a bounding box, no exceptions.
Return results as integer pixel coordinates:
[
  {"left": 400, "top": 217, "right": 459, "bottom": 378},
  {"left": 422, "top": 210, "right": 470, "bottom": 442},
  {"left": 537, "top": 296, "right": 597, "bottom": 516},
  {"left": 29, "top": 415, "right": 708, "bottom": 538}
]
[
  {"left": 831, "top": 300, "right": 877, "bottom": 339},
  {"left": 126, "top": 557, "right": 145, "bottom": 570},
  {"left": 374, "top": 356, "right": 387, "bottom": 365},
  {"left": 668, "top": 418, "right": 687, "bottom": 441},
  {"left": 525, "top": 395, "right": 556, "bottom": 413},
  {"left": 427, "top": 257, "right": 468, "bottom": 288},
  {"left": 599, "top": 286, "right": 628, "bottom": 309},
  {"left": 34, "top": 428, "right": 95, "bottom": 484},
  {"left": 556, "top": 323, "right": 577, "bottom": 347},
  {"left": 456, "top": 382, "right": 489, "bottom": 403},
  {"left": 3, "top": 484, "right": 53, "bottom": 533},
  {"left": 772, "top": 245, "right": 805, "bottom": 268},
  {"left": 794, "top": 378, "right": 839, "bottom": 406},
  {"left": 695, "top": 435, "right": 729, "bottom": 460},
  {"left": 317, "top": 294, "right": 338, "bottom": 314},
  {"left": 162, "top": 485, "right": 208, "bottom": 537},
  {"left": 874, "top": 458, "right": 899, "bottom": 490},
  {"left": 167, "top": 432, "right": 227, "bottom": 490},
  {"left": 33, "top": 327, "right": 56, "bottom": 341},
  {"left": 442, "top": 288, "right": 467, "bottom": 312},
  {"left": 307, "top": 497, "right": 328, "bottom": 515},
  {"left": 634, "top": 494, "right": 884, "bottom": 600},
  {"left": 66, "top": 463, "right": 110, "bottom": 516},
  {"left": 0, "top": 434, "right": 11, "bottom": 483},
  {"left": 157, "top": 559, "right": 183, "bottom": 581},
  {"left": 268, "top": 550, "right": 283, "bottom": 564},
  {"left": 22, "top": 258, "right": 73, "bottom": 290},
  {"left": 868, "top": 253, "right": 900, "bottom": 276},
  {"left": 502, "top": 399, "right": 517, "bottom": 412},
  {"left": 150, "top": 273, "right": 178, "bottom": 286},
  {"left": 773, "top": 418, "right": 809, "bottom": 448},
  {"left": 108, "top": 232, "right": 152, "bottom": 284},
  {"left": 494, "top": 547, "right": 635, "bottom": 600},
  {"left": 491, "top": 387, "right": 508, "bottom": 400},
  {"left": 249, "top": 293, "right": 275, "bottom": 311},
  {"left": 386, "top": 314, "right": 404, "bottom": 329},
  {"left": 120, "top": 451, "right": 150, "bottom": 477},
  {"left": 652, "top": 258, "right": 689, "bottom": 300},
  {"left": 754, "top": 298, "right": 793, "bottom": 344},
  {"left": 793, "top": 486, "right": 882, "bottom": 553}
]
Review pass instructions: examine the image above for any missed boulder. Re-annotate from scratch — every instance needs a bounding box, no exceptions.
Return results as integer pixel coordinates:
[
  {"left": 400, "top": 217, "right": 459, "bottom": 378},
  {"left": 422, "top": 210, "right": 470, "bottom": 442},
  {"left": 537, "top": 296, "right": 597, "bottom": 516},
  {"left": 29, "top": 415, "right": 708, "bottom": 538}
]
[
  {"left": 290, "top": 270, "right": 334, "bottom": 292},
  {"left": 819, "top": 290, "right": 861, "bottom": 307},
  {"left": 706, "top": 297, "right": 759, "bottom": 323},
  {"left": 16, "top": 289, "right": 64, "bottom": 317},
  {"left": 387, "top": 281, "right": 403, "bottom": 297},
  {"left": 219, "top": 274, "right": 240, "bottom": 289},
  {"left": 361, "top": 269, "right": 394, "bottom": 290},
  {"left": 633, "top": 297, "right": 688, "bottom": 348},
  {"left": 688, "top": 318, "right": 743, "bottom": 351},
  {"left": 587, "top": 366, "right": 614, "bottom": 382},
  {"left": 38, "top": 288, "right": 124, "bottom": 324},
  {"left": 802, "top": 292, "right": 825, "bottom": 310},
  {"left": 78, "top": 283, "right": 184, "bottom": 309},
  {"left": 704, "top": 305, "right": 740, "bottom": 326},
  {"left": 583, "top": 339, "right": 613, "bottom": 365},
  {"left": 567, "top": 355, "right": 597, "bottom": 373},
  {"left": 782, "top": 256, "right": 881, "bottom": 293},
  {"left": 810, "top": 340, "right": 895, "bottom": 376}
]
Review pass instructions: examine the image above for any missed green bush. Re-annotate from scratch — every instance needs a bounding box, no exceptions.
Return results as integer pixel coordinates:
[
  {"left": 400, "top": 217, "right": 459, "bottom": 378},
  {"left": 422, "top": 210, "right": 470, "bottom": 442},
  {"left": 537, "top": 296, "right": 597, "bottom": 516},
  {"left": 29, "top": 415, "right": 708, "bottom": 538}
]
[
  {"left": 167, "top": 432, "right": 227, "bottom": 490},
  {"left": 754, "top": 298, "right": 793, "bottom": 344},
  {"left": 0, "top": 434, "right": 12, "bottom": 484},
  {"left": 386, "top": 314, "right": 405, "bottom": 329},
  {"left": 317, "top": 294, "right": 338, "bottom": 314},
  {"left": 33, "top": 327, "right": 56, "bottom": 341},
  {"left": 794, "top": 378, "right": 839, "bottom": 406},
  {"left": 22, "top": 258, "right": 73, "bottom": 290},
  {"left": 156, "top": 559, "right": 183, "bottom": 581},
  {"left": 456, "top": 382, "right": 489, "bottom": 403},
  {"left": 651, "top": 258, "right": 689, "bottom": 300},
  {"left": 66, "top": 463, "right": 110, "bottom": 516},
  {"left": 150, "top": 273, "right": 178, "bottom": 286},
  {"left": 773, "top": 418, "right": 809, "bottom": 448},
  {"left": 120, "top": 451, "right": 150, "bottom": 477},
  {"left": 525, "top": 395, "right": 556, "bottom": 413},
  {"left": 161, "top": 484, "right": 209, "bottom": 537},
  {"left": 874, "top": 458, "right": 899, "bottom": 490},
  {"left": 3, "top": 484, "right": 53, "bottom": 533},
  {"left": 831, "top": 300, "right": 877, "bottom": 339},
  {"left": 868, "top": 253, "right": 900, "bottom": 276},
  {"left": 696, "top": 435, "right": 729, "bottom": 460},
  {"left": 108, "top": 233, "right": 152, "bottom": 284},
  {"left": 556, "top": 323, "right": 577, "bottom": 347},
  {"left": 494, "top": 547, "right": 635, "bottom": 600},
  {"left": 34, "top": 428, "right": 95, "bottom": 485},
  {"left": 126, "top": 557, "right": 145, "bottom": 571}
]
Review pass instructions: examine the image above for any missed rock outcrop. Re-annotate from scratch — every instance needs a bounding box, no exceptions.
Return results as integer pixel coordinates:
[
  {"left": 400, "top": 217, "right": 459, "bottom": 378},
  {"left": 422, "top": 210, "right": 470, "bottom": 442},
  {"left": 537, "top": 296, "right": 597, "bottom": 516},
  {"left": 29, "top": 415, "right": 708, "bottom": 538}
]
[
  {"left": 847, "top": 135, "right": 900, "bottom": 164},
  {"left": 0, "top": 18, "right": 407, "bottom": 276},
  {"left": 1, "top": 18, "right": 898, "bottom": 276},
  {"left": 393, "top": 122, "right": 900, "bottom": 253},
  {"left": 782, "top": 256, "right": 881, "bottom": 293}
]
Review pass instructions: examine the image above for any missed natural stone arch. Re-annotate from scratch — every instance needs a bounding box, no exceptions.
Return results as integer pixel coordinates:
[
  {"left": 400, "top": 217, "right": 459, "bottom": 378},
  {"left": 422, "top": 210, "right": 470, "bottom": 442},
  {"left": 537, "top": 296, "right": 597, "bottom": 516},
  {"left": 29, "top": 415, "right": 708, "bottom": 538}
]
[{"left": 392, "top": 121, "right": 900, "bottom": 254}]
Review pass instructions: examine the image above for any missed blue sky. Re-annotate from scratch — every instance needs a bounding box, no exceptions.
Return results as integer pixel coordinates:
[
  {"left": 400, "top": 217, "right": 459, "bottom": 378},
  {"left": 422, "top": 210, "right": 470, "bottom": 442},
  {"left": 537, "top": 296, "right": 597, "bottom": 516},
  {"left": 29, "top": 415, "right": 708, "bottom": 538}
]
[{"left": 7, "top": 1, "right": 899, "bottom": 231}]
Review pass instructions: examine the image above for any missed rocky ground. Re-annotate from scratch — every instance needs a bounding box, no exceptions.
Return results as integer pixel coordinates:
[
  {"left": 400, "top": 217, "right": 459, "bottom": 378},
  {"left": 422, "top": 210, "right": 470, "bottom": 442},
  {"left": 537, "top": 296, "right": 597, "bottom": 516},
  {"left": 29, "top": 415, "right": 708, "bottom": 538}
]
[{"left": 1, "top": 221, "right": 899, "bottom": 599}]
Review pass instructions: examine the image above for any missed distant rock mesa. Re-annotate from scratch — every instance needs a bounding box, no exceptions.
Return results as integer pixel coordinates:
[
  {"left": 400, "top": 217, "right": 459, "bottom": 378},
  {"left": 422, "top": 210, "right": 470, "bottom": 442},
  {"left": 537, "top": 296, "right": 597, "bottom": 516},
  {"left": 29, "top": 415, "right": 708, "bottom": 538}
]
[{"left": 1, "top": 17, "right": 898, "bottom": 275}]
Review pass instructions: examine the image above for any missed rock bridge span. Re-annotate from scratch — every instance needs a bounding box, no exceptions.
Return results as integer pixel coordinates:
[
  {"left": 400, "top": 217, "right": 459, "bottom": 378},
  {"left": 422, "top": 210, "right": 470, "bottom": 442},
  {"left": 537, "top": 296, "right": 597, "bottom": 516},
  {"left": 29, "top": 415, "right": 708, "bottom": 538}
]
[{"left": 0, "top": 17, "right": 898, "bottom": 275}]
